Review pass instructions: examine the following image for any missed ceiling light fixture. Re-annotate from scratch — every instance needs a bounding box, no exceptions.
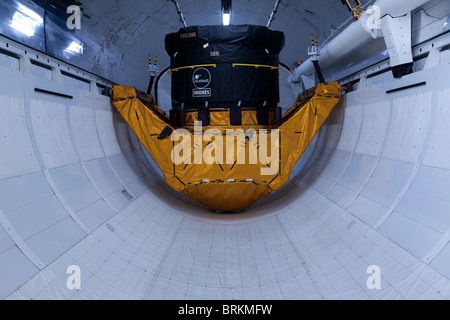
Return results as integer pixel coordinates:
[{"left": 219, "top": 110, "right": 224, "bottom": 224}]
[
  {"left": 222, "top": 12, "right": 231, "bottom": 26},
  {"left": 64, "top": 41, "right": 84, "bottom": 55},
  {"left": 10, "top": 4, "right": 43, "bottom": 37},
  {"left": 221, "top": 0, "right": 232, "bottom": 26}
]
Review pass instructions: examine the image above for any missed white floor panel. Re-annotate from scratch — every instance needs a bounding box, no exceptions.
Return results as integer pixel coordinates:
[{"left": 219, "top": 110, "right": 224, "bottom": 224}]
[{"left": 8, "top": 183, "right": 450, "bottom": 300}]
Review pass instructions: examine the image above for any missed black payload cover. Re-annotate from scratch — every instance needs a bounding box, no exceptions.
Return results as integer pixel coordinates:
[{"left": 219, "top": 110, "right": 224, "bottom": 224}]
[{"left": 165, "top": 25, "right": 285, "bottom": 109}]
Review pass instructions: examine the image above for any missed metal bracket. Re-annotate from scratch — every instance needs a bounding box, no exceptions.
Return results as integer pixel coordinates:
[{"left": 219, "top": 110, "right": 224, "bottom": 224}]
[
  {"left": 51, "top": 67, "right": 64, "bottom": 84},
  {"left": 148, "top": 55, "right": 160, "bottom": 77},
  {"left": 340, "top": 0, "right": 365, "bottom": 21},
  {"left": 308, "top": 34, "right": 320, "bottom": 62},
  {"left": 308, "top": 34, "right": 325, "bottom": 83},
  {"left": 19, "top": 55, "right": 33, "bottom": 74},
  {"left": 380, "top": 13, "right": 413, "bottom": 68},
  {"left": 424, "top": 49, "right": 441, "bottom": 70},
  {"left": 148, "top": 64, "right": 160, "bottom": 77}
]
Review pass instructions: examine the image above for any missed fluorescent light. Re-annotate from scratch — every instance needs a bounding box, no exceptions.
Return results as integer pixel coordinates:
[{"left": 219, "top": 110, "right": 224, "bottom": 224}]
[
  {"left": 18, "top": 4, "right": 43, "bottom": 22},
  {"left": 10, "top": 4, "right": 43, "bottom": 37},
  {"left": 222, "top": 12, "right": 231, "bottom": 26},
  {"left": 10, "top": 13, "right": 36, "bottom": 36},
  {"left": 65, "top": 41, "right": 84, "bottom": 55}
]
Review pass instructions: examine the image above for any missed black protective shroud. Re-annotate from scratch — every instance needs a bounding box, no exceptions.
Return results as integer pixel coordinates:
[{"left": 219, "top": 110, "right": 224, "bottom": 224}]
[{"left": 165, "top": 25, "right": 285, "bottom": 111}]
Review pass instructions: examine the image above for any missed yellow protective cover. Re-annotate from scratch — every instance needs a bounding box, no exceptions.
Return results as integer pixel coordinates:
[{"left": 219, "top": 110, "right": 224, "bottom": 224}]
[{"left": 111, "top": 82, "right": 340, "bottom": 211}]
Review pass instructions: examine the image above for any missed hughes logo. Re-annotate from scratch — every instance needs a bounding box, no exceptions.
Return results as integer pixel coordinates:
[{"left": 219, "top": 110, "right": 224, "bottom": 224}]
[
  {"left": 193, "top": 88, "right": 211, "bottom": 97},
  {"left": 192, "top": 68, "right": 211, "bottom": 89}
]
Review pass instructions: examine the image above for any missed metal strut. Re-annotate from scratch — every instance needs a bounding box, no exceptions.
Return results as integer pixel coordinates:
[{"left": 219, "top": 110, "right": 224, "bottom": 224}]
[
  {"left": 267, "top": 0, "right": 282, "bottom": 29},
  {"left": 340, "top": 0, "right": 365, "bottom": 22},
  {"left": 172, "top": 0, "right": 188, "bottom": 28}
]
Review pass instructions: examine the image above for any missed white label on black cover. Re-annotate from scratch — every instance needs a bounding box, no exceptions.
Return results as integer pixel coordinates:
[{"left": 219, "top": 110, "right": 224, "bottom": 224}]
[{"left": 193, "top": 88, "right": 211, "bottom": 98}]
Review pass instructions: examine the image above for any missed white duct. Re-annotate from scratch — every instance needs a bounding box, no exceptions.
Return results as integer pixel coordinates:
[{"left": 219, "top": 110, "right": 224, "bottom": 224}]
[{"left": 288, "top": 0, "right": 430, "bottom": 84}]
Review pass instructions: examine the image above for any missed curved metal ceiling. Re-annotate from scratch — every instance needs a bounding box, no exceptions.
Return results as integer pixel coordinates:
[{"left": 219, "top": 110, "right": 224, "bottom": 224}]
[{"left": 0, "top": 0, "right": 370, "bottom": 89}]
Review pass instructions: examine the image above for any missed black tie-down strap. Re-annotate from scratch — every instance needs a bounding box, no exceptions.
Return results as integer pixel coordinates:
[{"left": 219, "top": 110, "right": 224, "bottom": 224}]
[
  {"left": 313, "top": 60, "right": 326, "bottom": 84},
  {"left": 158, "top": 126, "right": 174, "bottom": 140}
]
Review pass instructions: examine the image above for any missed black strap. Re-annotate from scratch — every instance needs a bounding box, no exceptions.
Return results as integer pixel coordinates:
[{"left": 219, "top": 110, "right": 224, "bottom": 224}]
[
  {"left": 230, "top": 107, "right": 242, "bottom": 125},
  {"left": 157, "top": 126, "right": 174, "bottom": 140},
  {"left": 313, "top": 60, "right": 326, "bottom": 83},
  {"left": 170, "top": 109, "right": 186, "bottom": 127},
  {"left": 275, "top": 106, "right": 282, "bottom": 126},
  {"left": 147, "top": 76, "right": 156, "bottom": 95},
  {"left": 197, "top": 108, "right": 210, "bottom": 126},
  {"left": 257, "top": 107, "right": 269, "bottom": 125}
]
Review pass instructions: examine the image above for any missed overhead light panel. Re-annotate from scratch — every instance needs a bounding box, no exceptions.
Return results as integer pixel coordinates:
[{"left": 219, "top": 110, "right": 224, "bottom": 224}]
[
  {"left": 10, "top": 4, "right": 43, "bottom": 37},
  {"left": 221, "top": 0, "right": 232, "bottom": 26},
  {"left": 64, "top": 41, "right": 84, "bottom": 55},
  {"left": 222, "top": 12, "right": 231, "bottom": 26}
]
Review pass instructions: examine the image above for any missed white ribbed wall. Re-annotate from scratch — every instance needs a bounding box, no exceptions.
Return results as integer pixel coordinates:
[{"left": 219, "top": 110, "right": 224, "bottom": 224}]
[
  {"left": 297, "top": 61, "right": 450, "bottom": 274},
  {"left": 0, "top": 49, "right": 158, "bottom": 298}
]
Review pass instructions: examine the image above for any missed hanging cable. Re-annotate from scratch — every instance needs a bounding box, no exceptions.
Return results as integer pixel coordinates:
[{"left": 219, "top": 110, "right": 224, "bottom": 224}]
[
  {"left": 267, "top": 0, "right": 282, "bottom": 29},
  {"left": 172, "top": 0, "right": 188, "bottom": 28}
]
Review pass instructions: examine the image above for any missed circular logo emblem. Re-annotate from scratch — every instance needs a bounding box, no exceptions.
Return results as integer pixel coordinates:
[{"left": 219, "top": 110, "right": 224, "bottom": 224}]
[{"left": 192, "top": 67, "right": 211, "bottom": 89}]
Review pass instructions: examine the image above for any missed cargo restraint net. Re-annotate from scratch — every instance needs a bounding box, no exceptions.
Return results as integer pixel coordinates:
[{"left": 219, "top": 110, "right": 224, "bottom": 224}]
[{"left": 111, "top": 25, "right": 341, "bottom": 212}]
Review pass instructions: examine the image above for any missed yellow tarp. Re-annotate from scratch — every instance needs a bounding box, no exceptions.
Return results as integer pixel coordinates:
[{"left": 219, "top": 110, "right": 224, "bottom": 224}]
[{"left": 111, "top": 82, "right": 340, "bottom": 211}]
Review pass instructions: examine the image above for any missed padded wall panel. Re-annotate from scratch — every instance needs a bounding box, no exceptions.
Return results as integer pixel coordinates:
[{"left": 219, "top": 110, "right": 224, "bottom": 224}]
[
  {"left": 421, "top": 88, "right": 450, "bottom": 169},
  {"left": 382, "top": 92, "right": 431, "bottom": 163},
  {"left": 396, "top": 166, "right": 450, "bottom": 234},
  {"left": 96, "top": 109, "right": 122, "bottom": 156},
  {"left": 431, "top": 242, "right": 450, "bottom": 279},
  {"left": 5, "top": 196, "right": 69, "bottom": 240},
  {"left": 336, "top": 105, "right": 362, "bottom": 152},
  {"left": 348, "top": 159, "right": 415, "bottom": 226},
  {"left": 0, "top": 172, "right": 53, "bottom": 214},
  {"left": 327, "top": 154, "right": 377, "bottom": 208},
  {"left": 24, "top": 217, "right": 86, "bottom": 264},
  {"left": 310, "top": 150, "right": 352, "bottom": 195},
  {"left": 75, "top": 199, "right": 115, "bottom": 231},
  {"left": 0, "top": 246, "right": 38, "bottom": 300},
  {"left": 355, "top": 101, "right": 390, "bottom": 157},
  {"left": 0, "top": 226, "right": 13, "bottom": 256},
  {"left": 0, "top": 94, "right": 40, "bottom": 179},
  {"left": 360, "top": 159, "right": 415, "bottom": 208},
  {"left": 70, "top": 105, "right": 104, "bottom": 162},
  {"left": 83, "top": 158, "right": 123, "bottom": 198},
  {"left": 49, "top": 164, "right": 101, "bottom": 213},
  {"left": 108, "top": 153, "right": 146, "bottom": 198},
  {"left": 30, "top": 99, "right": 78, "bottom": 169},
  {"left": 379, "top": 211, "right": 442, "bottom": 259}
]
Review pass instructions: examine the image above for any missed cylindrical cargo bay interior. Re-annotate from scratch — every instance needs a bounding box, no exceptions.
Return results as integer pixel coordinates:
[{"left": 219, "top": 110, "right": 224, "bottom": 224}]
[{"left": 1, "top": 0, "right": 450, "bottom": 300}]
